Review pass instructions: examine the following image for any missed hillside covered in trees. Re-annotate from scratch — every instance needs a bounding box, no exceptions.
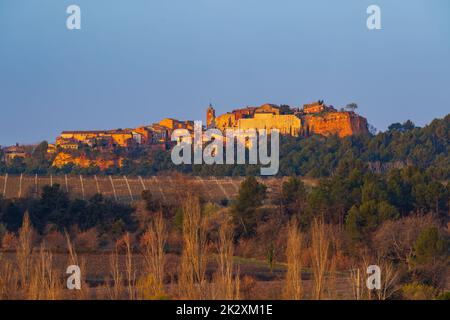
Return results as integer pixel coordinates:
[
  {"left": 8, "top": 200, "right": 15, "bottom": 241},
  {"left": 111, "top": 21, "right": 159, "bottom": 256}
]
[{"left": 0, "top": 114, "right": 449, "bottom": 180}]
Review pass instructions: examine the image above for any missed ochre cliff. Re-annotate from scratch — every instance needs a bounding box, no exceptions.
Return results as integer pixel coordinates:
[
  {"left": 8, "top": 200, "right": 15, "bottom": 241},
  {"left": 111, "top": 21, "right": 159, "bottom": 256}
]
[
  {"left": 304, "top": 111, "right": 368, "bottom": 138},
  {"left": 52, "top": 152, "right": 122, "bottom": 170}
]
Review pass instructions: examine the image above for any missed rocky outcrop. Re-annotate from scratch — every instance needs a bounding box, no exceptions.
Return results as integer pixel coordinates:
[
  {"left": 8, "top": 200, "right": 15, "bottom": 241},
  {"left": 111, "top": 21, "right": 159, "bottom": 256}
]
[
  {"left": 304, "top": 111, "right": 368, "bottom": 138},
  {"left": 52, "top": 152, "right": 121, "bottom": 169}
]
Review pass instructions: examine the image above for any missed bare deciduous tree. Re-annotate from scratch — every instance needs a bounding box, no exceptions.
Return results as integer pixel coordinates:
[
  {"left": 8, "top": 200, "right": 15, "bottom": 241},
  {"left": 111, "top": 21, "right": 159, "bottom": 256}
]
[
  {"left": 17, "top": 212, "right": 33, "bottom": 291},
  {"left": 284, "top": 218, "right": 303, "bottom": 300},
  {"left": 139, "top": 212, "right": 167, "bottom": 299},
  {"left": 373, "top": 214, "right": 437, "bottom": 270},
  {"left": 310, "top": 218, "right": 330, "bottom": 300},
  {"left": 213, "top": 220, "right": 240, "bottom": 300},
  {"left": 179, "top": 193, "right": 208, "bottom": 299},
  {"left": 108, "top": 245, "right": 123, "bottom": 300}
]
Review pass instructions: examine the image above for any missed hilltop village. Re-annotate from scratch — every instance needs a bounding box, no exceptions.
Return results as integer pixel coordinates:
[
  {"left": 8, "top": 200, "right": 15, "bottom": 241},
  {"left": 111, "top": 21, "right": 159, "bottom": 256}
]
[{"left": 1, "top": 101, "right": 368, "bottom": 170}]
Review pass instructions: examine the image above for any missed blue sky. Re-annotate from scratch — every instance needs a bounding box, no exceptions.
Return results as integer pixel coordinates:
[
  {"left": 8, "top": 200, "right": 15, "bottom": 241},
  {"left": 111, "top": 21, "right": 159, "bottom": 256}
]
[{"left": 0, "top": 0, "right": 449, "bottom": 146}]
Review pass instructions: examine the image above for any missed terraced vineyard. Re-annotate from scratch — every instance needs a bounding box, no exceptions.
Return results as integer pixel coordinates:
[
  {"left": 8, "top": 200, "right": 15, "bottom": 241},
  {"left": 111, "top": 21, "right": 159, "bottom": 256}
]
[{"left": 0, "top": 174, "right": 318, "bottom": 204}]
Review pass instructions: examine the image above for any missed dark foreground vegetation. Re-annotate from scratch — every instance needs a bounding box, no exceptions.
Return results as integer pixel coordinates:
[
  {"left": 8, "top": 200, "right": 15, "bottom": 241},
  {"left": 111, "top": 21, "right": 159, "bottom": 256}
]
[{"left": 0, "top": 159, "right": 448, "bottom": 299}]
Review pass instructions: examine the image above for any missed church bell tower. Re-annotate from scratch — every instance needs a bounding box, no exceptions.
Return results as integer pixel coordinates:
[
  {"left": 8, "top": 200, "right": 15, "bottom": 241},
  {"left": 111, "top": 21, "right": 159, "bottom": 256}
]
[{"left": 206, "top": 103, "right": 216, "bottom": 128}]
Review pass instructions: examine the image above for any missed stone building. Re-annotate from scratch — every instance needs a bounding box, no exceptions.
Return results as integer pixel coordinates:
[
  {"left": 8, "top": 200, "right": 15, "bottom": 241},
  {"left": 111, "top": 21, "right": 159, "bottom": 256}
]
[
  {"left": 57, "top": 129, "right": 145, "bottom": 149},
  {"left": 238, "top": 105, "right": 302, "bottom": 136},
  {"left": 303, "top": 101, "right": 327, "bottom": 114},
  {"left": 3, "top": 145, "right": 28, "bottom": 162},
  {"left": 159, "top": 118, "right": 194, "bottom": 131},
  {"left": 211, "top": 106, "right": 257, "bottom": 132}
]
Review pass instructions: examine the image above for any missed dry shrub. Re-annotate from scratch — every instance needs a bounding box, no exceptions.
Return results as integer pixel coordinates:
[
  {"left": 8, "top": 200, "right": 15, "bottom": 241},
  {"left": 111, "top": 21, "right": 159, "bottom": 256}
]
[
  {"left": 375, "top": 258, "right": 400, "bottom": 300},
  {"left": 43, "top": 230, "right": 66, "bottom": 252},
  {"left": 325, "top": 225, "right": 349, "bottom": 299},
  {"left": 240, "top": 275, "right": 257, "bottom": 300},
  {"left": 349, "top": 254, "right": 373, "bottom": 300},
  {"left": 166, "top": 228, "right": 183, "bottom": 255},
  {"left": 349, "top": 265, "right": 365, "bottom": 300},
  {"left": 17, "top": 212, "right": 34, "bottom": 292},
  {"left": 164, "top": 253, "right": 180, "bottom": 288},
  {"left": 7, "top": 214, "right": 65, "bottom": 300},
  {"left": 373, "top": 213, "right": 448, "bottom": 292},
  {"left": 0, "top": 254, "right": 19, "bottom": 299},
  {"left": 283, "top": 218, "right": 303, "bottom": 300},
  {"left": 0, "top": 214, "right": 32, "bottom": 299},
  {"left": 401, "top": 282, "right": 437, "bottom": 300},
  {"left": 234, "top": 238, "right": 253, "bottom": 258},
  {"left": 66, "top": 232, "right": 78, "bottom": 267},
  {"left": 329, "top": 225, "right": 351, "bottom": 270},
  {"left": 134, "top": 200, "right": 153, "bottom": 231},
  {"left": 107, "top": 234, "right": 136, "bottom": 300},
  {"left": 233, "top": 214, "right": 287, "bottom": 262},
  {"left": 138, "top": 212, "right": 167, "bottom": 300},
  {"left": 2, "top": 231, "right": 17, "bottom": 250},
  {"left": 178, "top": 193, "right": 208, "bottom": 299},
  {"left": 107, "top": 245, "right": 123, "bottom": 300},
  {"left": 74, "top": 228, "right": 99, "bottom": 251},
  {"left": 373, "top": 213, "right": 437, "bottom": 270},
  {"left": 234, "top": 213, "right": 287, "bottom": 261},
  {"left": 27, "top": 243, "right": 62, "bottom": 300},
  {"left": 414, "top": 261, "right": 448, "bottom": 291}
]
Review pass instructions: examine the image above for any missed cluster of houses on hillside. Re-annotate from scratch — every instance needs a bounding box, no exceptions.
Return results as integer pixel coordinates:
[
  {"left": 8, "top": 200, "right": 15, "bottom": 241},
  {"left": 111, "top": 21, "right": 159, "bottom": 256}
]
[{"left": 1, "top": 101, "right": 368, "bottom": 169}]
